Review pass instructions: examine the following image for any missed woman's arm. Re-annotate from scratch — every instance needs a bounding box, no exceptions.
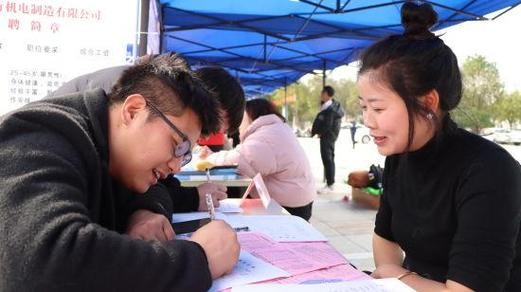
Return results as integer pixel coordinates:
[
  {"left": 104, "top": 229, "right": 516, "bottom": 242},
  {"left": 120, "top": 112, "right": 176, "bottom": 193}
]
[
  {"left": 372, "top": 233, "right": 473, "bottom": 292},
  {"left": 373, "top": 233, "right": 403, "bottom": 267},
  {"left": 206, "top": 147, "right": 241, "bottom": 166}
]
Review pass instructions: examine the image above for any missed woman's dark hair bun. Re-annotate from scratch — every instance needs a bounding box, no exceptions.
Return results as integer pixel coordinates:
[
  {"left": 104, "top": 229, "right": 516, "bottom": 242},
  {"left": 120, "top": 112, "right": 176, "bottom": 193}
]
[{"left": 401, "top": 2, "right": 438, "bottom": 38}]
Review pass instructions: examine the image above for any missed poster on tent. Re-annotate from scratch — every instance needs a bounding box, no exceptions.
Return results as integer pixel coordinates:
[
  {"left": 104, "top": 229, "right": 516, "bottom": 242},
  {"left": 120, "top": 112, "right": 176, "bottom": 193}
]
[{"left": 0, "top": 0, "right": 139, "bottom": 115}]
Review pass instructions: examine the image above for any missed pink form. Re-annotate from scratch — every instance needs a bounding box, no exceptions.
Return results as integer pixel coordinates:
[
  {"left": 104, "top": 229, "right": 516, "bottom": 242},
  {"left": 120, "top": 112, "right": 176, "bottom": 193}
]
[
  {"left": 238, "top": 232, "right": 364, "bottom": 277},
  {"left": 270, "top": 264, "right": 371, "bottom": 284}
]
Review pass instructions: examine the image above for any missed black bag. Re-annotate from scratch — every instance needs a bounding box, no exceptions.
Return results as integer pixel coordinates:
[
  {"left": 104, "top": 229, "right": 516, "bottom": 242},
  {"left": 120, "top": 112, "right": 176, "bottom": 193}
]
[{"left": 368, "top": 164, "right": 383, "bottom": 189}]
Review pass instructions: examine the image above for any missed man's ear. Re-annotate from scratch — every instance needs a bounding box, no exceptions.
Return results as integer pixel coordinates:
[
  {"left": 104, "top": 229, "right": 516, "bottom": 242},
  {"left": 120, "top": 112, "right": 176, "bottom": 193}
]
[
  {"left": 121, "top": 94, "right": 147, "bottom": 125},
  {"left": 422, "top": 89, "right": 440, "bottom": 113}
]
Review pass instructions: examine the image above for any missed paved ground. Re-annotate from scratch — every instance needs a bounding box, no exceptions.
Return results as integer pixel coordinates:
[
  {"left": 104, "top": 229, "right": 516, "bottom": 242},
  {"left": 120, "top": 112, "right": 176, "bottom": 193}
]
[{"left": 300, "top": 128, "right": 521, "bottom": 272}]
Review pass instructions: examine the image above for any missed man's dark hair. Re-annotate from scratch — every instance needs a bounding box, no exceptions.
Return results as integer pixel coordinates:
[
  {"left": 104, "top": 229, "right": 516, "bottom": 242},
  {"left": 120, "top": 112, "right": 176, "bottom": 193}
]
[
  {"left": 322, "top": 86, "right": 335, "bottom": 97},
  {"left": 109, "top": 53, "right": 221, "bottom": 135},
  {"left": 195, "top": 67, "right": 245, "bottom": 135},
  {"left": 134, "top": 52, "right": 190, "bottom": 68}
]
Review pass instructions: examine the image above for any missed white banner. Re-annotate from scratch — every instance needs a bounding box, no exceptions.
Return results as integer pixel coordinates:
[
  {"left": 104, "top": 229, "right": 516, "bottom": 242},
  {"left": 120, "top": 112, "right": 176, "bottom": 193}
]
[{"left": 0, "top": 0, "right": 139, "bottom": 114}]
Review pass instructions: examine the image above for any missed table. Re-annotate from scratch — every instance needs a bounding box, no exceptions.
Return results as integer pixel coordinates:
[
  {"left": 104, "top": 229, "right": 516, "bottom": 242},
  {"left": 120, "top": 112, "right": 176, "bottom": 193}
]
[
  {"left": 173, "top": 198, "right": 371, "bottom": 291},
  {"left": 179, "top": 176, "right": 252, "bottom": 187},
  {"left": 175, "top": 169, "right": 252, "bottom": 188},
  {"left": 212, "top": 199, "right": 371, "bottom": 290}
]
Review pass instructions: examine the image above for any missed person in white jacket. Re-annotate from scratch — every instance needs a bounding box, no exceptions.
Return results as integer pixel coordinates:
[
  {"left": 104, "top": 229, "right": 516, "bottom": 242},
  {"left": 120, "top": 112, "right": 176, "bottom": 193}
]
[{"left": 200, "top": 99, "right": 316, "bottom": 220}]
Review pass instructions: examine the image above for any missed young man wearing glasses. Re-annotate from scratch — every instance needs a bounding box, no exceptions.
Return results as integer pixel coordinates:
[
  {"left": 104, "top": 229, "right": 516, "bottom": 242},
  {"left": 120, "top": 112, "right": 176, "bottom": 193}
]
[
  {"left": 50, "top": 57, "right": 245, "bottom": 210},
  {"left": 50, "top": 57, "right": 246, "bottom": 241},
  {"left": 0, "top": 54, "right": 240, "bottom": 291}
]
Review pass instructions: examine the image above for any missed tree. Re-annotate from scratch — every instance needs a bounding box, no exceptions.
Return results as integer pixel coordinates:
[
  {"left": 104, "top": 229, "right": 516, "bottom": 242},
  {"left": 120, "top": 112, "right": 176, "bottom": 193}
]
[
  {"left": 335, "top": 79, "right": 361, "bottom": 121},
  {"left": 452, "top": 55, "right": 504, "bottom": 131},
  {"left": 268, "top": 79, "right": 318, "bottom": 129},
  {"left": 494, "top": 91, "right": 521, "bottom": 128},
  {"left": 268, "top": 74, "right": 361, "bottom": 128},
  {"left": 293, "top": 82, "right": 316, "bottom": 127}
]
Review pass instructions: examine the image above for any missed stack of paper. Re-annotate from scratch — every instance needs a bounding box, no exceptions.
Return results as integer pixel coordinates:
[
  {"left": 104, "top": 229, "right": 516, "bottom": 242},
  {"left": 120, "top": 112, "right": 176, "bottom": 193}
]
[
  {"left": 172, "top": 213, "right": 372, "bottom": 291},
  {"left": 225, "top": 215, "right": 327, "bottom": 242},
  {"left": 238, "top": 232, "right": 348, "bottom": 275},
  {"left": 216, "top": 199, "right": 244, "bottom": 213},
  {"left": 231, "top": 278, "right": 415, "bottom": 292},
  {"left": 209, "top": 251, "right": 290, "bottom": 292}
]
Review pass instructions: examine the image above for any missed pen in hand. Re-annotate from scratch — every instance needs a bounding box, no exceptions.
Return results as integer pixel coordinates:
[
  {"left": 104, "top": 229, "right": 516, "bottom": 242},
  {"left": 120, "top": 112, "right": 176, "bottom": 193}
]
[
  {"left": 205, "top": 168, "right": 211, "bottom": 182},
  {"left": 206, "top": 193, "right": 216, "bottom": 220},
  {"left": 205, "top": 189, "right": 248, "bottom": 232}
]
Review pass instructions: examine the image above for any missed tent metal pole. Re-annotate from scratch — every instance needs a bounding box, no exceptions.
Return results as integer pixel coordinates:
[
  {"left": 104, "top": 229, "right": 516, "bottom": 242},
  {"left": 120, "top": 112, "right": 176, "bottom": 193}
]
[
  {"left": 284, "top": 78, "right": 288, "bottom": 119},
  {"left": 263, "top": 34, "right": 267, "bottom": 63},
  {"left": 165, "top": 35, "right": 308, "bottom": 74},
  {"left": 299, "top": 0, "right": 334, "bottom": 12},
  {"left": 340, "top": 0, "right": 352, "bottom": 11},
  {"left": 138, "top": 0, "right": 150, "bottom": 56},
  {"left": 492, "top": 2, "right": 521, "bottom": 20},
  {"left": 322, "top": 60, "right": 326, "bottom": 87}
]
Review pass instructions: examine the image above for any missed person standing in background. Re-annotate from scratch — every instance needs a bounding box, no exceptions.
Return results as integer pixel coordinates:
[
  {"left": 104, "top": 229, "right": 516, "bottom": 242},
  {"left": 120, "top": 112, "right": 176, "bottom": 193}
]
[
  {"left": 311, "top": 85, "right": 345, "bottom": 193},
  {"left": 350, "top": 120, "right": 358, "bottom": 149}
]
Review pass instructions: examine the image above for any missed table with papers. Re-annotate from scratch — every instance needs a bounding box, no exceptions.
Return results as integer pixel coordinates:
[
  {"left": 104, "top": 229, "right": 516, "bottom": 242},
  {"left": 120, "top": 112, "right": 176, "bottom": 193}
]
[{"left": 172, "top": 199, "right": 414, "bottom": 292}]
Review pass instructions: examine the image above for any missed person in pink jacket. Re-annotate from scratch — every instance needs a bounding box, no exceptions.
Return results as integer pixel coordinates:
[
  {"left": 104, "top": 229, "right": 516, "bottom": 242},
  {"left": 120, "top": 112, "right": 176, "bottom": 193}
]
[{"left": 200, "top": 99, "right": 316, "bottom": 220}]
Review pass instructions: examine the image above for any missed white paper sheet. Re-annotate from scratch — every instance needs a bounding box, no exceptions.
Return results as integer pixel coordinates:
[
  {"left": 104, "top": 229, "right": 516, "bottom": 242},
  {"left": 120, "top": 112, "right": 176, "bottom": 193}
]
[
  {"left": 171, "top": 211, "right": 227, "bottom": 223},
  {"left": 231, "top": 278, "right": 416, "bottom": 292},
  {"left": 209, "top": 250, "right": 290, "bottom": 292},
  {"left": 225, "top": 215, "right": 327, "bottom": 242},
  {"left": 188, "top": 174, "right": 237, "bottom": 180},
  {"left": 216, "top": 199, "right": 244, "bottom": 213}
]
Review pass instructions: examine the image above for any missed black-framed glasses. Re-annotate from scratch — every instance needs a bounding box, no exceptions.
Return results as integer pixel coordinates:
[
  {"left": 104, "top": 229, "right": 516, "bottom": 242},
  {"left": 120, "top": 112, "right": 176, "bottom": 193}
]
[{"left": 146, "top": 102, "right": 192, "bottom": 167}]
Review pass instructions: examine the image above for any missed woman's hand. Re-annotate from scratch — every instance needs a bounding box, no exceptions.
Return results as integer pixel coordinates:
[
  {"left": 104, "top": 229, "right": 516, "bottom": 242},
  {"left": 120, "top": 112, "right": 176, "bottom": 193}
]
[
  {"left": 197, "top": 183, "right": 227, "bottom": 211},
  {"left": 198, "top": 146, "right": 214, "bottom": 159},
  {"left": 371, "top": 263, "right": 408, "bottom": 279}
]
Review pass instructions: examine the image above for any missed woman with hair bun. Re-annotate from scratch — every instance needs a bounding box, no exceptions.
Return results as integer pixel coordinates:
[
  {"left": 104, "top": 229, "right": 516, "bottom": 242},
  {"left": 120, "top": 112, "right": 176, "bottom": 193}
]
[{"left": 359, "top": 2, "right": 521, "bottom": 291}]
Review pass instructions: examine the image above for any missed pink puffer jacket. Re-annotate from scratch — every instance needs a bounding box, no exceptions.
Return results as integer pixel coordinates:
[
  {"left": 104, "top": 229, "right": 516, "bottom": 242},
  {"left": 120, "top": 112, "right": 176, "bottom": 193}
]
[{"left": 207, "top": 114, "right": 316, "bottom": 207}]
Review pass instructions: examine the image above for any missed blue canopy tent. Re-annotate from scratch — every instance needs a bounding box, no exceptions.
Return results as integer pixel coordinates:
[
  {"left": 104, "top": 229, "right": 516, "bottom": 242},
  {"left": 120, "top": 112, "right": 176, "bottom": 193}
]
[{"left": 153, "top": 0, "right": 520, "bottom": 97}]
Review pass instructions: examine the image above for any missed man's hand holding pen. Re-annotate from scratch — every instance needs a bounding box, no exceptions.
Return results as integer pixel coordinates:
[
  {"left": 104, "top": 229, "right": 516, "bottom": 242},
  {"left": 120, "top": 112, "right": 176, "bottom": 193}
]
[{"left": 190, "top": 220, "right": 240, "bottom": 279}]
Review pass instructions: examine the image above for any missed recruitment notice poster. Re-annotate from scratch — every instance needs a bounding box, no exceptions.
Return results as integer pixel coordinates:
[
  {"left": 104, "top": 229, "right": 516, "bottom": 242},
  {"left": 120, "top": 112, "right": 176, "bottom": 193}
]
[{"left": 0, "top": 0, "right": 139, "bottom": 114}]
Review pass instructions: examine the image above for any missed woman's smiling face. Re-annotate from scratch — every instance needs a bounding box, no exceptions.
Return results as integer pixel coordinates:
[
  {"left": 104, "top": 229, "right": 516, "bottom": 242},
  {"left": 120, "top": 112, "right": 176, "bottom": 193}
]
[{"left": 358, "top": 72, "right": 434, "bottom": 156}]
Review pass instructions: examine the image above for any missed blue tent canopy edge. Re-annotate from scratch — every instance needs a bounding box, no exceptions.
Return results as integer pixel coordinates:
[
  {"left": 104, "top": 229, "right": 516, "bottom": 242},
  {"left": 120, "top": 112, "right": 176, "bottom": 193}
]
[{"left": 158, "top": 0, "right": 520, "bottom": 96}]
